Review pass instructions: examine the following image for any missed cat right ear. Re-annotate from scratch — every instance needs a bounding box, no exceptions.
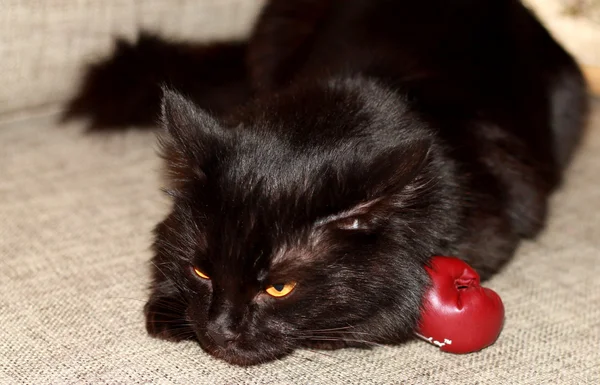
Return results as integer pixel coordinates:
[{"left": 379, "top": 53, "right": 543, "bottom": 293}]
[{"left": 158, "top": 87, "right": 225, "bottom": 190}]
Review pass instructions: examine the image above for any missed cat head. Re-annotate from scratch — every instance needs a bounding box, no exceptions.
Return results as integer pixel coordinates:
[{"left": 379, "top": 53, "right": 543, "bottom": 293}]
[{"left": 144, "top": 78, "right": 460, "bottom": 365}]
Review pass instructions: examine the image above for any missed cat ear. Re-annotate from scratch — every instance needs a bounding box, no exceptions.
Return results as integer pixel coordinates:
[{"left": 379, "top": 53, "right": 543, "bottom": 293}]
[
  {"left": 325, "top": 138, "right": 431, "bottom": 230},
  {"left": 365, "top": 137, "right": 431, "bottom": 198},
  {"left": 158, "top": 88, "right": 225, "bottom": 189}
]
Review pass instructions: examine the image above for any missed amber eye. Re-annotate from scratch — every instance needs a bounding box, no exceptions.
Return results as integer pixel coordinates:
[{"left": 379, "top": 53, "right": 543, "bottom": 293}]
[
  {"left": 193, "top": 267, "right": 210, "bottom": 280},
  {"left": 265, "top": 282, "right": 297, "bottom": 298}
]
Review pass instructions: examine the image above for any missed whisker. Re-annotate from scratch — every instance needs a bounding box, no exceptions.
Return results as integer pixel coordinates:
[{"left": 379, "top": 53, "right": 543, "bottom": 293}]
[
  {"left": 106, "top": 296, "right": 148, "bottom": 303},
  {"left": 300, "top": 325, "right": 354, "bottom": 332},
  {"left": 146, "top": 319, "right": 191, "bottom": 325},
  {"left": 146, "top": 302, "right": 187, "bottom": 312},
  {"left": 117, "top": 318, "right": 191, "bottom": 329},
  {"left": 289, "top": 336, "right": 340, "bottom": 341},
  {"left": 291, "top": 336, "right": 386, "bottom": 348},
  {"left": 151, "top": 260, "right": 170, "bottom": 278},
  {"left": 163, "top": 333, "right": 196, "bottom": 341},
  {"left": 145, "top": 310, "right": 185, "bottom": 316},
  {"left": 156, "top": 327, "right": 196, "bottom": 340},
  {"left": 300, "top": 330, "right": 381, "bottom": 337},
  {"left": 328, "top": 338, "right": 385, "bottom": 347},
  {"left": 146, "top": 298, "right": 188, "bottom": 312},
  {"left": 150, "top": 261, "right": 189, "bottom": 294}
]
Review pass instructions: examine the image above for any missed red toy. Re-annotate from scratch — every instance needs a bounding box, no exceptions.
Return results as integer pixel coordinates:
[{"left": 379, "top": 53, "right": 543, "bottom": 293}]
[{"left": 415, "top": 256, "right": 504, "bottom": 354}]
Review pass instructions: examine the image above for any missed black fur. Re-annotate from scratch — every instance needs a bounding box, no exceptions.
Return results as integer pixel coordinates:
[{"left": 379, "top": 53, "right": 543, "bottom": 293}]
[
  {"left": 63, "top": 34, "right": 249, "bottom": 128},
  {"left": 66, "top": 0, "right": 588, "bottom": 366}
]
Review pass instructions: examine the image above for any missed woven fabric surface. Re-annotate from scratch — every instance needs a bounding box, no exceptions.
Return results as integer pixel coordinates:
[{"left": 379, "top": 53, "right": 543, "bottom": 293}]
[
  {"left": 0, "top": 0, "right": 264, "bottom": 119},
  {"left": 1, "top": 96, "right": 599, "bottom": 383}
]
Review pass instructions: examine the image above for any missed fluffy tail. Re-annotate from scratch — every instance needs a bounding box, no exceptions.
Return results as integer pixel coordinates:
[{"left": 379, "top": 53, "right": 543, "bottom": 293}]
[{"left": 63, "top": 33, "right": 250, "bottom": 130}]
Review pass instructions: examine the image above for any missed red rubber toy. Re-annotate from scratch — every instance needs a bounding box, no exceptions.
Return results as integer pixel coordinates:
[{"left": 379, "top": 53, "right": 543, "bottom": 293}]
[{"left": 415, "top": 256, "right": 505, "bottom": 354}]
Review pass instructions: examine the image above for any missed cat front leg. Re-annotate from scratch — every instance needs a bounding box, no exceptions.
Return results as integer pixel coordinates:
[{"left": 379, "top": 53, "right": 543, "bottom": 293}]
[{"left": 144, "top": 283, "right": 194, "bottom": 342}]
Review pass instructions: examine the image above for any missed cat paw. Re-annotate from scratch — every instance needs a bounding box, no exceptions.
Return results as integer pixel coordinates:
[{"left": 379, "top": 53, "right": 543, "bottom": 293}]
[{"left": 144, "top": 297, "right": 195, "bottom": 342}]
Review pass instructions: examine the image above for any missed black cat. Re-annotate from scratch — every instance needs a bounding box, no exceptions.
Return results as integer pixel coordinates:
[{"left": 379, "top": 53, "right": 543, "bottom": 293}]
[{"left": 65, "top": 0, "right": 588, "bottom": 366}]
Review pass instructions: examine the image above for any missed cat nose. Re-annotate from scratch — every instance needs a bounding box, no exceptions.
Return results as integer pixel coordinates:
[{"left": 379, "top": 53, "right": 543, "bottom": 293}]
[{"left": 207, "top": 324, "right": 238, "bottom": 348}]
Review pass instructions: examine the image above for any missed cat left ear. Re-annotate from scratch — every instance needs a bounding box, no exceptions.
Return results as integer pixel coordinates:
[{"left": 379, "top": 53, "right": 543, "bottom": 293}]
[
  {"left": 324, "top": 138, "right": 432, "bottom": 231},
  {"left": 158, "top": 88, "right": 226, "bottom": 189},
  {"left": 365, "top": 137, "right": 431, "bottom": 197}
]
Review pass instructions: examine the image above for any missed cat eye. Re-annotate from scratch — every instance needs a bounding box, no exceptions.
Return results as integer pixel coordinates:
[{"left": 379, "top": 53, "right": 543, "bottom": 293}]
[
  {"left": 265, "top": 282, "right": 297, "bottom": 298},
  {"left": 193, "top": 267, "right": 210, "bottom": 280},
  {"left": 336, "top": 216, "right": 369, "bottom": 231},
  {"left": 340, "top": 217, "right": 361, "bottom": 230}
]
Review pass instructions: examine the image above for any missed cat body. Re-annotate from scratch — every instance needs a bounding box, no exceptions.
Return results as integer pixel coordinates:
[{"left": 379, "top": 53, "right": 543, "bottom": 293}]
[{"left": 67, "top": 0, "right": 587, "bottom": 365}]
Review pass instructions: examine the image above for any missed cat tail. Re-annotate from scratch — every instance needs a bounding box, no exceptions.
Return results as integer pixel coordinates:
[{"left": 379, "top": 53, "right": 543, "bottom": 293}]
[{"left": 62, "top": 33, "right": 250, "bottom": 130}]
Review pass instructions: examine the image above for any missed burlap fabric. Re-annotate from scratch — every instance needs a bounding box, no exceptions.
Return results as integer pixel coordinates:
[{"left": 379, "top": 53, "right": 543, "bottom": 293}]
[{"left": 1, "top": 99, "right": 599, "bottom": 383}]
